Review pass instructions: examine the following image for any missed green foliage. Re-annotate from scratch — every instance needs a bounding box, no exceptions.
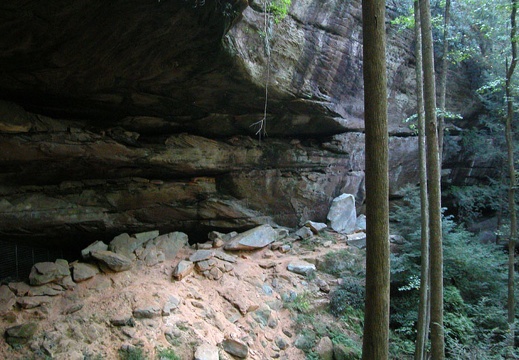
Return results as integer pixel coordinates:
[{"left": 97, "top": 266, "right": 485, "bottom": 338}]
[
  {"left": 329, "top": 331, "right": 362, "bottom": 359},
  {"left": 119, "top": 346, "right": 146, "bottom": 360},
  {"left": 156, "top": 348, "right": 180, "bottom": 360},
  {"left": 389, "top": 330, "right": 415, "bottom": 359},
  {"left": 329, "top": 278, "right": 365, "bottom": 317},
  {"left": 268, "top": 0, "right": 291, "bottom": 23},
  {"left": 390, "top": 186, "right": 509, "bottom": 354},
  {"left": 284, "top": 291, "right": 312, "bottom": 313}
]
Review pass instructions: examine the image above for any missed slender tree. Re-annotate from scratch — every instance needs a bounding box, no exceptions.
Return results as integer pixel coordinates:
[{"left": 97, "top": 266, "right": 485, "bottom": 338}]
[
  {"left": 419, "top": 0, "right": 445, "bottom": 358},
  {"left": 361, "top": 0, "right": 390, "bottom": 359},
  {"left": 413, "top": 1, "right": 430, "bottom": 359},
  {"left": 505, "top": 0, "right": 518, "bottom": 347},
  {"left": 438, "top": 0, "right": 451, "bottom": 164}
]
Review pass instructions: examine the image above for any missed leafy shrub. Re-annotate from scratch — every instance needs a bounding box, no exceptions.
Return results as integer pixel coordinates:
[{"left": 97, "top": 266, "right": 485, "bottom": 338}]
[
  {"left": 330, "top": 278, "right": 365, "bottom": 317},
  {"left": 318, "top": 249, "right": 365, "bottom": 278},
  {"left": 119, "top": 346, "right": 146, "bottom": 360},
  {"left": 268, "top": 0, "right": 291, "bottom": 22}
]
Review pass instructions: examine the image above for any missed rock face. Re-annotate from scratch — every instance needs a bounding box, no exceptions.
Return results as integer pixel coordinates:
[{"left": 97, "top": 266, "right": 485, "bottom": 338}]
[{"left": 0, "top": 0, "right": 482, "bottom": 249}]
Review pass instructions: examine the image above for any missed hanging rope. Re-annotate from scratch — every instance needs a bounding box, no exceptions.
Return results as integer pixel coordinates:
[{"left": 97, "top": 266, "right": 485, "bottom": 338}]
[{"left": 250, "top": 0, "right": 272, "bottom": 140}]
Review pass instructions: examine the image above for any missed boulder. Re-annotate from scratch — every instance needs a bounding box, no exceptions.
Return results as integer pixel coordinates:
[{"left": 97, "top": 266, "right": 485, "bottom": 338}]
[
  {"left": 222, "top": 338, "right": 249, "bottom": 358},
  {"left": 294, "top": 226, "right": 313, "bottom": 240},
  {"left": 0, "top": 285, "right": 16, "bottom": 314},
  {"left": 91, "top": 250, "right": 132, "bottom": 272},
  {"left": 162, "top": 295, "right": 180, "bottom": 316},
  {"left": 133, "top": 303, "right": 161, "bottom": 319},
  {"left": 224, "top": 224, "right": 279, "bottom": 251},
  {"left": 29, "top": 260, "right": 70, "bottom": 286},
  {"left": 8, "top": 282, "right": 30, "bottom": 296},
  {"left": 287, "top": 261, "right": 316, "bottom": 276},
  {"left": 275, "top": 335, "right": 289, "bottom": 350},
  {"left": 135, "top": 245, "right": 165, "bottom": 267},
  {"left": 72, "top": 263, "right": 100, "bottom": 282},
  {"left": 390, "top": 234, "right": 405, "bottom": 244},
  {"left": 109, "top": 233, "right": 146, "bottom": 259},
  {"left": 153, "top": 232, "right": 188, "bottom": 259},
  {"left": 355, "top": 214, "right": 367, "bottom": 232},
  {"left": 327, "top": 193, "right": 357, "bottom": 234},
  {"left": 316, "top": 336, "right": 334, "bottom": 360},
  {"left": 346, "top": 232, "right": 367, "bottom": 249},
  {"left": 172, "top": 260, "right": 195, "bottom": 280},
  {"left": 5, "top": 323, "right": 38, "bottom": 346},
  {"left": 194, "top": 343, "right": 219, "bottom": 360},
  {"left": 81, "top": 240, "right": 108, "bottom": 260}
]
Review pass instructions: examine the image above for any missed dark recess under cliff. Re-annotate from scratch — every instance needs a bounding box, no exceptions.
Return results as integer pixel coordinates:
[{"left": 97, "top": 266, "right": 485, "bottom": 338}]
[{"left": 0, "top": 0, "right": 488, "bottom": 259}]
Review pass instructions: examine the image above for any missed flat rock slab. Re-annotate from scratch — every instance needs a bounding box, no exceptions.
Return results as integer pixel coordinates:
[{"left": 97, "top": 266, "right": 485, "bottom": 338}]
[
  {"left": 224, "top": 224, "right": 278, "bottom": 251},
  {"left": 327, "top": 193, "right": 357, "bottom": 234},
  {"left": 304, "top": 221, "right": 327, "bottom": 234},
  {"left": 189, "top": 250, "right": 215, "bottom": 263},
  {"left": 287, "top": 261, "right": 316, "bottom": 276},
  {"left": 91, "top": 250, "right": 132, "bottom": 272},
  {"left": 17, "top": 296, "right": 53, "bottom": 309},
  {"left": 27, "top": 283, "right": 63, "bottom": 296},
  {"left": 214, "top": 251, "right": 237, "bottom": 263}
]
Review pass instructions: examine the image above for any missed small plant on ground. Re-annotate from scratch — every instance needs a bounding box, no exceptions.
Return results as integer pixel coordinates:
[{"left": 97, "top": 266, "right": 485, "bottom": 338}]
[
  {"left": 156, "top": 347, "right": 180, "bottom": 360},
  {"left": 284, "top": 291, "right": 312, "bottom": 314},
  {"left": 119, "top": 345, "right": 146, "bottom": 360}
]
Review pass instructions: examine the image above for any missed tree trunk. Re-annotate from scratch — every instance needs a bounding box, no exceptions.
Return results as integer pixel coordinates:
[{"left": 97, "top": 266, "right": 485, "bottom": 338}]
[
  {"left": 505, "top": 0, "right": 518, "bottom": 348},
  {"left": 438, "top": 0, "right": 450, "bottom": 165},
  {"left": 361, "top": 0, "right": 390, "bottom": 359},
  {"left": 420, "top": 0, "right": 445, "bottom": 358},
  {"left": 414, "top": 1, "right": 430, "bottom": 359}
]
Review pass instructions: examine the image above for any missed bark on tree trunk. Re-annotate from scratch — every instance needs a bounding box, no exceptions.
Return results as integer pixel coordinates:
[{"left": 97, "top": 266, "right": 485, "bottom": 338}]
[
  {"left": 361, "top": 0, "right": 390, "bottom": 359},
  {"left": 505, "top": 0, "right": 518, "bottom": 348},
  {"left": 414, "top": 1, "right": 430, "bottom": 359},
  {"left": 420, "top": 0, "right": 445, "bottom": 358},
  {"left": 438, "top": 0, "right": 450, "bottom": 165}
]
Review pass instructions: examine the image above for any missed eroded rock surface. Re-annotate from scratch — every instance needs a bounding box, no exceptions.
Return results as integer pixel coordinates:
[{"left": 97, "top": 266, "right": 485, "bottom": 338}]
[{"left": 0, "top": 0, "right": 482, "bottom": 247}]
